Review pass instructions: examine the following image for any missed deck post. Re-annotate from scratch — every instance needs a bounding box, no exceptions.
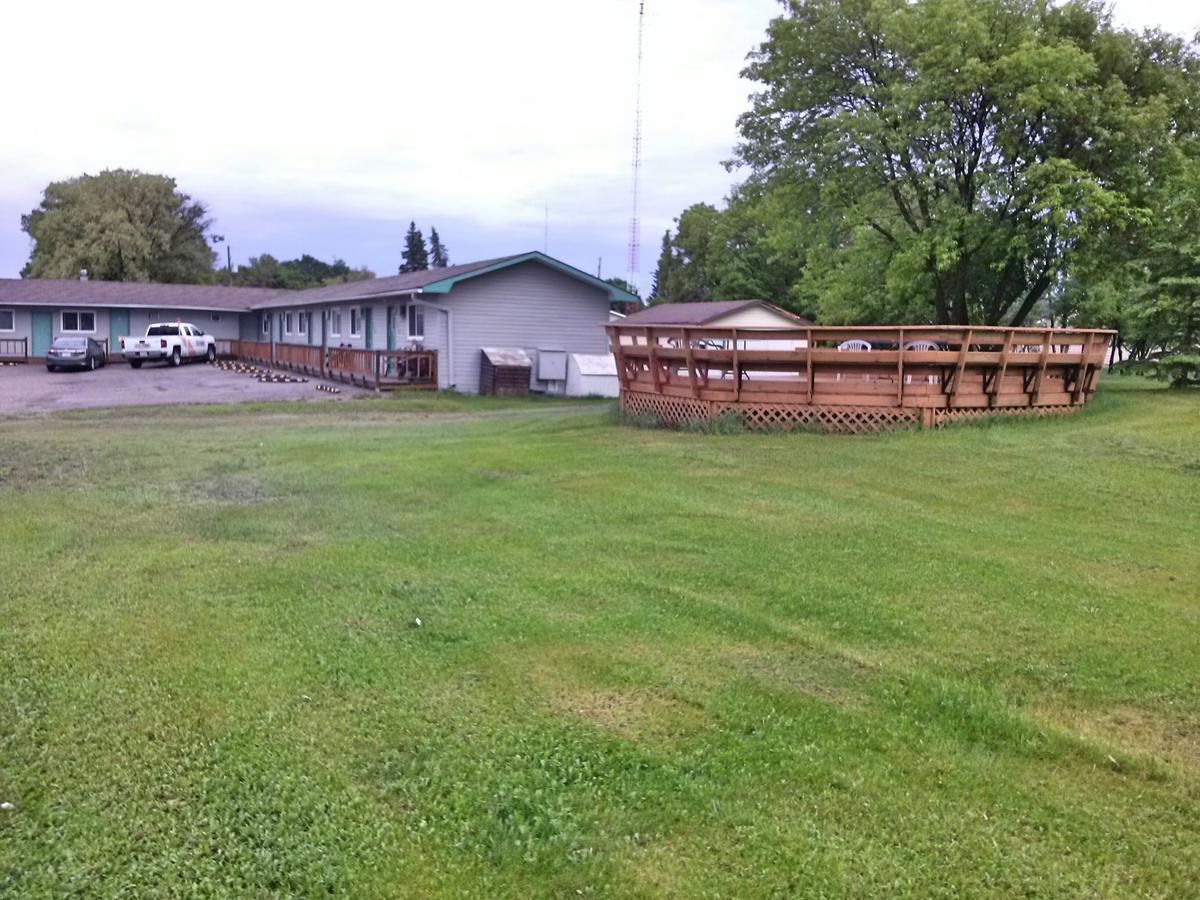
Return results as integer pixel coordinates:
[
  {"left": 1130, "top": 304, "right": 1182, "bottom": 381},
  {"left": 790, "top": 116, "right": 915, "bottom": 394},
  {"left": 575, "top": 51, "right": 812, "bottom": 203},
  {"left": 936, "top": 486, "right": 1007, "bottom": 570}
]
[
  {"left": 646, "top": 327, "right": 661, "bottom": 391},
  {"left": 948, "top": 328, "right": 972, "bottom": 407},
  {"left": 896, "top": 328, "right": 906, "bottom": 407},
  {"left": 1032, "top": 329, "right": 1052, "bottom": 405},
  {"left": 1072, "top": 332, "right": 1095, "bottom": 405},
  {"left": 989, "top": 329, "right": 1015, "bottom": 408},
  {"left": 683, "top": 328, "right": 700, "bottom": 398},
  {"left": 321, "top": 309, "right": 329, "bottom": 379},
  {"left": 805, "top": 328, "right": 814, "bottom": 404},
  {"left": 731, "top": 328, "right": 740, "bottom": 400}
]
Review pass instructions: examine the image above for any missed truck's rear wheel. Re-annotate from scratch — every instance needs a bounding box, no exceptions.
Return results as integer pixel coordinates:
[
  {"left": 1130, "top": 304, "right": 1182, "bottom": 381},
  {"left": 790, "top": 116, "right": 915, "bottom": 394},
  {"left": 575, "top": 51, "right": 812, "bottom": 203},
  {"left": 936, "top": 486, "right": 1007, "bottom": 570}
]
[
  {"left": 206, "top": 345, "right": 216, "bottom": 363},
  {"left": 129, "top": 360, "right": 142, "bottom": 369},
  {"left": 170, "top": 347, "right": 182, "bottom": 367}
]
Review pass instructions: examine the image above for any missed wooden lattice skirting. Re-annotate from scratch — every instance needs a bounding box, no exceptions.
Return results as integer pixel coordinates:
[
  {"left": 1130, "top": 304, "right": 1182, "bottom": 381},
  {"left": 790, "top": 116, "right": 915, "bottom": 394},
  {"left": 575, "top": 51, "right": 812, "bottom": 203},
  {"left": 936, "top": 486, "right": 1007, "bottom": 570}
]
[
  {"left": 932, "top": 405, "right": 1079, "bottom": 428},
  {"left": 621, "top": 390, "right": 1080, "bottom": 435}
]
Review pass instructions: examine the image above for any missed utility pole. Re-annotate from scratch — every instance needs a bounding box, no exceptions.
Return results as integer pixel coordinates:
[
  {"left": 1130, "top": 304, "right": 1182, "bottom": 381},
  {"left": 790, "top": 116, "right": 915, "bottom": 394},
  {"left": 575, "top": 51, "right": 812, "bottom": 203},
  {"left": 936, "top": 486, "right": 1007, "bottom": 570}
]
[{"left": 626, "top": 1, "right": 645, "bottom": 295}]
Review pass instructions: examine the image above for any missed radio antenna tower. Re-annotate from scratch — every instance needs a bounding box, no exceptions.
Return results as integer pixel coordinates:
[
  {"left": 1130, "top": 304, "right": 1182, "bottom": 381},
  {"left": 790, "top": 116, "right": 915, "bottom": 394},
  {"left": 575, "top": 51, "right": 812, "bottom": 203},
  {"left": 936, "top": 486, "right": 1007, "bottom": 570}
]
[{"left": 626, "top": 1, "right": 645, "bottom": 293}]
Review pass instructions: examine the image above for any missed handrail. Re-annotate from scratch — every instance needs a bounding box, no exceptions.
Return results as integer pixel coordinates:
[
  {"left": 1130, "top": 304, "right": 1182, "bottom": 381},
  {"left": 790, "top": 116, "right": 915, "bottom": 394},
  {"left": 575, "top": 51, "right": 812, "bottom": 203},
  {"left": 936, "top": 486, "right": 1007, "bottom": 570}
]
[
  {"left": 0, "top": 337, "right": 29, "bottom": 361},
  {"left": 607, "top": 323, "right": 1113, "bottom": 413},
  {"left": 219, "top": 340, "right": 436, "bottom": 390}
]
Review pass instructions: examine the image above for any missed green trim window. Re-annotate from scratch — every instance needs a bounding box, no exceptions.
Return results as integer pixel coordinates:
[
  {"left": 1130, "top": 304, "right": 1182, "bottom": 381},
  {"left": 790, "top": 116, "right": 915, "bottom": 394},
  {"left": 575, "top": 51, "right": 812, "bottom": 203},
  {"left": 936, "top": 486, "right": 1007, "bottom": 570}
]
[{"left": 0, "top": 309, "right": 13, "bottom": 332}]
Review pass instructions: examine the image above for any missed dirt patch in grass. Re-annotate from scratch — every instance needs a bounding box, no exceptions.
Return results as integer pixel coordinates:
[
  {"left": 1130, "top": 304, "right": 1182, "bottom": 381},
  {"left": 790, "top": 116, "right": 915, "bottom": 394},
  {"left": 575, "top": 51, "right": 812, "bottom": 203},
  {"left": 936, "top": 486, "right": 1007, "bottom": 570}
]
[
  {"left": 182, "top": 475, "right": 271, "bottom": 505},
  {"left": 720, "top": 642, "right": 878, "bottom": 708},
  {"left": 1036, "top": 703, "right": 1200, "bottom": 775},
  {"left": 552, "top": 686, "right": 707, "bottom": 742}
]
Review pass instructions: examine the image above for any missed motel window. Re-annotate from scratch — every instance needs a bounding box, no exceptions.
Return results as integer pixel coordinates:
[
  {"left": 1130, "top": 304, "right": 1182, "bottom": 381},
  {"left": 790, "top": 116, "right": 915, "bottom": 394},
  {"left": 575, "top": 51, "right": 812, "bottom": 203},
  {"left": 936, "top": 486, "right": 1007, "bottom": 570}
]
[
  {"left": 350, "top": 308, "right": 362, "bottom": 337},
  {"left": 330, "top": 309, "right": 342, "bottom": 337},
  {"left": 298, "top": 312, "right": 307, "bottom": 335},
  {"left": 61, "top": 311, "right": 96, "bottom": 332},
  {"left": 285, "top": 312, "right": 295, "bottom": 335},
  {"left": 407, "top": 304, "right": 424, "bottom": 340},
  {"left": 0, "top": 309, "right": 13, "bottom": 332},
  {"left": 262, "top": 315, "right": 271, "bottom": 336},
  {"left": 210, "top": 314, "right": 221, "bottom": 322}
]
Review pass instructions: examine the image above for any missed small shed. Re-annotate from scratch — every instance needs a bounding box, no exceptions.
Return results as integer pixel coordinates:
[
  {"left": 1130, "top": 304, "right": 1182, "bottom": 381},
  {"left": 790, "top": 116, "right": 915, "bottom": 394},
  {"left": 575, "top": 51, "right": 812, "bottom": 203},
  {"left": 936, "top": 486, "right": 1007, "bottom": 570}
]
[
  {"left": 566, "top": 353, "right": 619, "bottom": 397},
  {"left": 479, "top": 347, "right": 532, "bottom": 395}
]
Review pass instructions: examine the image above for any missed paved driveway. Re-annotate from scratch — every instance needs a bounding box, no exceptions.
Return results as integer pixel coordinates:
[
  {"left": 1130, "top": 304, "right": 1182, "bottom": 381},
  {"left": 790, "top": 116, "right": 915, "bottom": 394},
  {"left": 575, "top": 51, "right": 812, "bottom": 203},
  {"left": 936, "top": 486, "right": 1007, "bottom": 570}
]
[{"left": 0, "top": 360, "right": 370, "bottom": 415}]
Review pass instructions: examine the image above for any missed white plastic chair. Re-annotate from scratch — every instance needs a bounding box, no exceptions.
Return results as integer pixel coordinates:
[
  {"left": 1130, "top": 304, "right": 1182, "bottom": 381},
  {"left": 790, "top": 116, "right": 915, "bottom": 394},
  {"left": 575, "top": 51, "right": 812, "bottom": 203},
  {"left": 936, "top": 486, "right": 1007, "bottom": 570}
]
[{"left": 902, "top": 340, "right": 942, "bottom": 385}]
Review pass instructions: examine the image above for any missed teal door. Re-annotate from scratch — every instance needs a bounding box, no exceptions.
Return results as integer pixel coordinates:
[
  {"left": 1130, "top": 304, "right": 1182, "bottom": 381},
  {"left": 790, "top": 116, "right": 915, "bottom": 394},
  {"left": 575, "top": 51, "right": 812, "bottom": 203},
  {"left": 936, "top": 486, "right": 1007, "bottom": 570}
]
[
  {"left": 364, "top": 307, "right": 373, "bottom": 349},
  {"left": 109, "top": 309, "right": 129, "bottom": 357},
  {"left": 31, "top": 311, "right": 52, "bottom": 357}
]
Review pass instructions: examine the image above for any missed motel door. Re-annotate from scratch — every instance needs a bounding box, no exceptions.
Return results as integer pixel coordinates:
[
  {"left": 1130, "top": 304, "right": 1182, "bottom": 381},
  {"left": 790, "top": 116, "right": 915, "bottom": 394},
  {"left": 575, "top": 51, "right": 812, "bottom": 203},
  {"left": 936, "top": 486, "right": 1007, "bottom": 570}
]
[
  {"left": 31, "top": 310, "right": 52, "bottom": 357},
  {"left": 109, "top": 309, "right": 130, "bottom": 358}
]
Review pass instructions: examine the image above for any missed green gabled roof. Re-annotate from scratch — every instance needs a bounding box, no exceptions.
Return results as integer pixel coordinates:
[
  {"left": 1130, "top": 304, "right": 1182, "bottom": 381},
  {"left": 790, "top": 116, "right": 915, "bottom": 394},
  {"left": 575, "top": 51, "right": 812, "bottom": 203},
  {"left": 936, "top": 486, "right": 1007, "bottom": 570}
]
[{"left": 418, "top": 251, "right": 639, "bottom": 303}]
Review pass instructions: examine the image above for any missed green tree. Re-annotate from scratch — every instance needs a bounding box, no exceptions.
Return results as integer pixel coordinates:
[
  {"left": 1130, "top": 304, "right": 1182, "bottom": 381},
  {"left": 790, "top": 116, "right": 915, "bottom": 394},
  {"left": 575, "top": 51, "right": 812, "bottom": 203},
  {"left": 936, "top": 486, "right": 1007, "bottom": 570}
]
[
  {"left": 429, "top": 228, "right": 449, "bottom": 268},
  {"left": 20, "top": 169, "right": 215, "bottom": 283},
  {"left": 649, "top": 230, "right": 676, "bottom": 302},
  {"left": 233, "top": 254, "right": 375, "bottom": 290},
  {"left": 400, "top": 222, "right": 429, "bottom": 273},
  {"left": 665, "top": 204, "right": 720, "bottom": 300},
  {"left": 734, "top": 0, "right": 1199, "bottom": 325}
]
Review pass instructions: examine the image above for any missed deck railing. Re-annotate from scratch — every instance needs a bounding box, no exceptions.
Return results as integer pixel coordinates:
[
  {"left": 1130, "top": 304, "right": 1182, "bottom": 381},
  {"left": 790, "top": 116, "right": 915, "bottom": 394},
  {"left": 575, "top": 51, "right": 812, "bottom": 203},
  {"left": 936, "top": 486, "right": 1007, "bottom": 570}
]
[
  {"left": 1, "top": 337, "right": 29, "bottom": 362},
  {"left": 608, "top": 323, "right": 1115, "bottom": 432},
  {"left": 217, "top": 340, "right": 436, "bottom": 390}
]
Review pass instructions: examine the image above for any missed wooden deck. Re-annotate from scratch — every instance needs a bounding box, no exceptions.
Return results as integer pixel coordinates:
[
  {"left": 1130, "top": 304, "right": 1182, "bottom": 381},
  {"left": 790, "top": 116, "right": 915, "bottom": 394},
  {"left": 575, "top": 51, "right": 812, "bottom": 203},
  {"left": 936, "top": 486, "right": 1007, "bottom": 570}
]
[
  {"left": 607, "top": 323, "right": 1115, "bottom": 433},
  {"left": 217, "top": 340, "right": 437, "bottom": 391}
]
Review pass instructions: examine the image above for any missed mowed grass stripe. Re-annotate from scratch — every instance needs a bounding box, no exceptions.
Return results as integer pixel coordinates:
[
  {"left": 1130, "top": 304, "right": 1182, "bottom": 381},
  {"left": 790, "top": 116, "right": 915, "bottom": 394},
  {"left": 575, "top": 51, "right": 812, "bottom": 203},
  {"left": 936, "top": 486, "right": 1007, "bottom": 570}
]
[{"left": 0, "top": 378, "right": 1197, "bottom": 896}]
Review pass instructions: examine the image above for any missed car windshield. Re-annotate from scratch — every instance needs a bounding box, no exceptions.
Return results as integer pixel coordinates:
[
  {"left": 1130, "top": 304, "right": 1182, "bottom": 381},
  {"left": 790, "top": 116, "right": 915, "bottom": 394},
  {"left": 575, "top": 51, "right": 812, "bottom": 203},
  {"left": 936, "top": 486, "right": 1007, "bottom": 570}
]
[
  {"left": 147, "top": 325, "right": 180, "bottom": 336},
  {"left": 52, "top": 337, "right": 88, "bottom": 349}
]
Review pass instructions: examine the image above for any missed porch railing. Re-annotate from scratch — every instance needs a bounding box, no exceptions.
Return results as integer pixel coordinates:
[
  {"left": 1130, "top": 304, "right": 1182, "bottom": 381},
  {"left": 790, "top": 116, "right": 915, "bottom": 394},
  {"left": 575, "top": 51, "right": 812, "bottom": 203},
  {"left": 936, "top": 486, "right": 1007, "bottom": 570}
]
[
  {"left": 0, "top": 337, "right": 29, "bottom": 362},
  {"left": 216, "top": 340, "right": 437, "bottom": 390}
]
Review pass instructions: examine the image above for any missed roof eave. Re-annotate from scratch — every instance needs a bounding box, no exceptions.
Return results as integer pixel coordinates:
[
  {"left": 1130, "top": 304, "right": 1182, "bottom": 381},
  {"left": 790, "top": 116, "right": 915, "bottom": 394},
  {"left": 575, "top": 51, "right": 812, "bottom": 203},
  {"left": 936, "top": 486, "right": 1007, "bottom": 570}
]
[{"left": 418, "top": 251, "right": 639, "bottom": 302}]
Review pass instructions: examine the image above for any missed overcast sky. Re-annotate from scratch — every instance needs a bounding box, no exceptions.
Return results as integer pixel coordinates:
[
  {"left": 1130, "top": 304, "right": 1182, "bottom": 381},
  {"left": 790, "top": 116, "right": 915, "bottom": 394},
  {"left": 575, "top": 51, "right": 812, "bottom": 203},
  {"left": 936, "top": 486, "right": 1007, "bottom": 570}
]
[{"left": 1, "top": 1, "right": 1197, "bottom": 291}]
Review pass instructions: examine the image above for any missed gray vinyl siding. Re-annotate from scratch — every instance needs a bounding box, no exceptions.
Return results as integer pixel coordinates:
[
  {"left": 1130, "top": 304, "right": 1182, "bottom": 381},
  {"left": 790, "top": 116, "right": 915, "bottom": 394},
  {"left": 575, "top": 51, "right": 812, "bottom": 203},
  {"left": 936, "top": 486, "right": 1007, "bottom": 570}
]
[
  {"left": 442, "top": 261, "right": 610, "bottom": 393},
  {"left": 127, "top": 309, "right": 242, "bottom": 341},
  {"left": 0, "top": 307, "right": 32, "bottom": 346},
  {"left": 238, "top": 313, "right": 260, "bottom": 341}
]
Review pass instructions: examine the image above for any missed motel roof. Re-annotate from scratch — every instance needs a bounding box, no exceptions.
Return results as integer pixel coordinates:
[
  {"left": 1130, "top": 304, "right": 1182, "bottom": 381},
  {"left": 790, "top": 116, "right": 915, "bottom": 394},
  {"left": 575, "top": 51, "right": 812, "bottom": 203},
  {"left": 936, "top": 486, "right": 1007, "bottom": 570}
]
[{"left": 0, "top": 251, "right": 640, "bottom": 313}]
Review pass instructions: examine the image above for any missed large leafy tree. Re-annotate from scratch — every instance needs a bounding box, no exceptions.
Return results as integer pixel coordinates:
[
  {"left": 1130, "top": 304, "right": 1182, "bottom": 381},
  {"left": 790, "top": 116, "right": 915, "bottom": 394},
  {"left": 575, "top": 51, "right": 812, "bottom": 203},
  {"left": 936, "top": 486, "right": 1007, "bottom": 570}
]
[
  {"left": 400, "top": 222, "right": 429, "bottom": 273},
  {"left": 731, "top": 0, "right": 1198, "bottom": 326},
  {"left": 21, "top": 169, "right": 215, "bottom": 283}
]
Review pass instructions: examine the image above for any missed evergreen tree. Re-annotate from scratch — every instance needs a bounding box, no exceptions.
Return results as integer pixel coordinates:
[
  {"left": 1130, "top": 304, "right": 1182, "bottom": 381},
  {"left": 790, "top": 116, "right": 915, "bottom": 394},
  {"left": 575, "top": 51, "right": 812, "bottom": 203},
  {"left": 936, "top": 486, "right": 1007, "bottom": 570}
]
[
  {"left": 429, "top": 228, "right": 449, "bottom": 268},
  {"left": 649, "top": 229, "right": 676, "bottom": 302},
  {"left": 399, "top": 222, "right": 429, "bottom": 273}
]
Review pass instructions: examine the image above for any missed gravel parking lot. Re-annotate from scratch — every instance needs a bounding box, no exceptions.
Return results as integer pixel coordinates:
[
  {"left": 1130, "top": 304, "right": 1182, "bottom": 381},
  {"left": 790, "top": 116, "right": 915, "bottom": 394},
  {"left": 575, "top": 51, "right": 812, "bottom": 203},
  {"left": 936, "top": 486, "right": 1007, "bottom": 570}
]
[{"left": 0, "top": 360, "right": 370, "bottom": 415}]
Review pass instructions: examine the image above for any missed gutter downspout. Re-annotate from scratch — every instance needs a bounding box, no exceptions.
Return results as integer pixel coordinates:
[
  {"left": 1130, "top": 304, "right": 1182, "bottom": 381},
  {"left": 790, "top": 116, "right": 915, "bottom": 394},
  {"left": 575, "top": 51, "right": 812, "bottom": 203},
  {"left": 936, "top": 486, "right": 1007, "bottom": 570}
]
[{"left": 410, "top": 291, "right": 454, "bottom": 390}]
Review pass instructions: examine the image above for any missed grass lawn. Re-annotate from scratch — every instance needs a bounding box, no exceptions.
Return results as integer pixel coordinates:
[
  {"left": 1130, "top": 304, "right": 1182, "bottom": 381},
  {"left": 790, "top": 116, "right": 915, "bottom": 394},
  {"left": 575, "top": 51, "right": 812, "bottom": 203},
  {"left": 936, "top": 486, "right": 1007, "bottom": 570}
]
[{"left": 1, "top": 378, "right": 1197, "bottom": 897}]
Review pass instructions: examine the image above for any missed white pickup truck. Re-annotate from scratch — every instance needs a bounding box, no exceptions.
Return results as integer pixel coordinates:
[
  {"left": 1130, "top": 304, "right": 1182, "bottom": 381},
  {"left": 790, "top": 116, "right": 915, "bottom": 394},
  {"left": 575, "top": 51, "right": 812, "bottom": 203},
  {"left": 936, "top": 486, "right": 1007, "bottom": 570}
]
[{"left": 120, "top": 323, "right": 217, "bottom": 368}]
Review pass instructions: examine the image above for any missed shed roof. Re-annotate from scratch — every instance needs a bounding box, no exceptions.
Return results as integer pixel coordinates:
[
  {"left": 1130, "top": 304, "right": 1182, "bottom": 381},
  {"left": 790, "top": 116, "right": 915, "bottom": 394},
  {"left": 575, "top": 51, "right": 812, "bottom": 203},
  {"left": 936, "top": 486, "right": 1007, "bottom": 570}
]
[
  {"left": 570, "top": 353, "right": 617, "bottom": 376},
  {"left": 481, "top": 347, "right": 532, "bottom": 367},
  {"left": 619, "top": 300, "right": 810, "bottom": 327}
]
